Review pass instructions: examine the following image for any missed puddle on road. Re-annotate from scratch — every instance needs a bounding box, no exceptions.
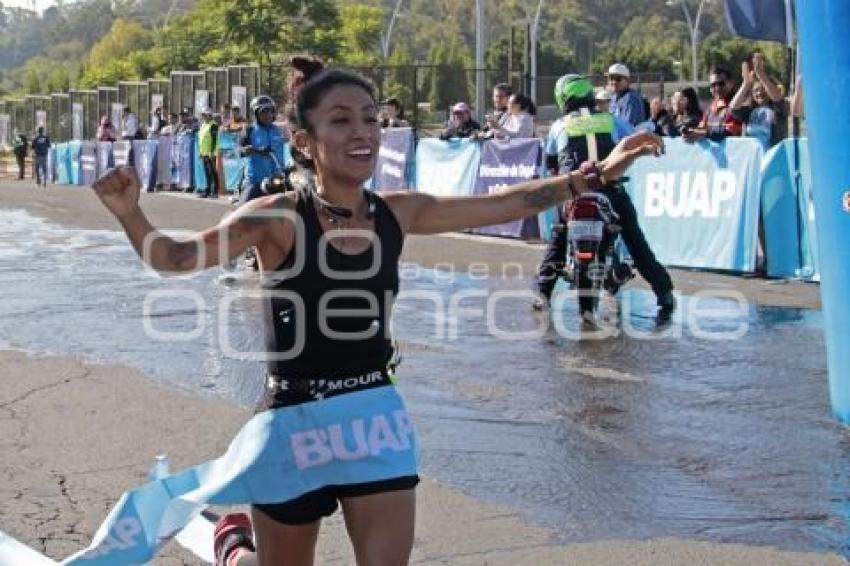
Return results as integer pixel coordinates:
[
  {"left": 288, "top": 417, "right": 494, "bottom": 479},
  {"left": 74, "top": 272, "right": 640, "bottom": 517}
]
[{"left": 0, "top": 208, "right": 847, "bottom": 556}]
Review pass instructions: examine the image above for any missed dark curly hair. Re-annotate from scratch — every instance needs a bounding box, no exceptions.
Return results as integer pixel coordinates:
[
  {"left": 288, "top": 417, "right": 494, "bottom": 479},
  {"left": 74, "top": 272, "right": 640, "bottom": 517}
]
[
  {"left": 285, "top": 55, "right": 325, "bottom": 170},
  {"left": 289, "top": 69, "right": 377, "bottom": 172}
]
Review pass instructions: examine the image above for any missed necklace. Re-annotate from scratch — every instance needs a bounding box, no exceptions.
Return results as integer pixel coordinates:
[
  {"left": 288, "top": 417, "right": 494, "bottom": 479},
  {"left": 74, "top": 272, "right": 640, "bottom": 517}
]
[{"left": 314, "top": 189, "right": 368, "bottom": 253}]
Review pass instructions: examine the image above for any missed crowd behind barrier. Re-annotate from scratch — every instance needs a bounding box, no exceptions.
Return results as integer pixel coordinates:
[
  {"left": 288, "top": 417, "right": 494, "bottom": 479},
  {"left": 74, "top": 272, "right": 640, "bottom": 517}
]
[{"left": 41, "top": 128, "right": 817, "bottom": 281}]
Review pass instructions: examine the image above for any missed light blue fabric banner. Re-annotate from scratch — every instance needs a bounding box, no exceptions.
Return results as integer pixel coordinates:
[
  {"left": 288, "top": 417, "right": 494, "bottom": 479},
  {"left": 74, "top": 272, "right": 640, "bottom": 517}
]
[
  {"left": 55, "top": 143, "right": 72, "bottom": 185},
  {"left": 761, "top": 137, "right": 819, "bottom": 279},
  {"left": 414, "top": 138, "right": 480, "bottom": 196},
  {"left": 8, "top": 387, "right": 418, "bottom": 566},
  {"left": 218, "top": 131, "right": 244, "bottom": 193},
  {"left": 624, "top": 137, "right": 763, "bottom": 272},
  {"left": 132, "top": 140, "right": 159, "bottom": 192},
  {"left": 68, "top": 141, "right": 83, "bottom": 185}
]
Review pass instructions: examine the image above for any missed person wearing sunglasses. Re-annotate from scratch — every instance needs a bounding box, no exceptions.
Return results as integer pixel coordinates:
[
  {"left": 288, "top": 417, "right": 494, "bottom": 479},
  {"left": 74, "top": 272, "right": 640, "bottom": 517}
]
[
  {"left": 607, "top": 63, "right": 646, "bottom": 127},
  {"left": 683, "top": 67, "right": 743, "bottom": 143}
]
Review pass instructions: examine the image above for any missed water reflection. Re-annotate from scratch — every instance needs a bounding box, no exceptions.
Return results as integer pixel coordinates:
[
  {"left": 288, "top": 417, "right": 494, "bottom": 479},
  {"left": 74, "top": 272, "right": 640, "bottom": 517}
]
[{"left": 0, "top": 209, "right": 847, "bottom": 556}]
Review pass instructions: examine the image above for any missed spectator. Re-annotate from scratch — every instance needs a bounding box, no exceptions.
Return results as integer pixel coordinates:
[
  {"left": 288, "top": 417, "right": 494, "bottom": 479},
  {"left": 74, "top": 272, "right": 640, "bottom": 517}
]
[
  {"left": 730, "top": 53, "right": 789, "bottom": 148},
  {"left": 149, "top": 107, "right": 166, "bottom": 138},
  {"left": 684, "top": 67, "right": 743, "bottom": 142},
  {"left": 121, "top": 106, "right": 138, "bottom": 140},
  {"left": 220, "top": 102, "right": 232, "bottom": 128},
  {"left": 96, "top": 115, "right": 117, "bottom": 142},
  {"left": 669, "top": 87, "right": 703, "bottom": 137},
  {"left": 480, "top": 83, "right": 513, "bottom": 136},
  {"left": 176, "top": 107, "right": 199, "bottom": 135},
  {"left": 607, "top": 63, "right": 645, "bottom": 126},
  {"left": 226, "top": 105, "right": 246, "bottom": 133},
  {"left": 159, "top": 112, "right": 180, "bottom": 136},
  {"left": 493, "top": 93, "right": 536, "bottom": 139},
  {"left": 12, "top": 130, "right": 27, "bottom": 180},
  {"left": 380, "top": 98, "right": 410, "bottom": 128},
  {"left": 595, "top": 87, "right": 635, "bottom": 135},
  {"left": 197, "top": 109, "right": 219, "bottom": 199},
  {"left": 439, "top": 102, "right": 480, "bottom": 140},
  {"left": 31, "top": 126, "right": 50, "bottom": 187},
  {"left": 649, "top": 97, "right": 675, "bottom": 136}
]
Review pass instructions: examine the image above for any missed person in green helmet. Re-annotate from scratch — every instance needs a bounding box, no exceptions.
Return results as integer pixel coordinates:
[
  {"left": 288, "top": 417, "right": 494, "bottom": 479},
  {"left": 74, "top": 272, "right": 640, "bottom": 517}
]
[{"left": 535, "top": 74, "right": 676, "bottom": 323}]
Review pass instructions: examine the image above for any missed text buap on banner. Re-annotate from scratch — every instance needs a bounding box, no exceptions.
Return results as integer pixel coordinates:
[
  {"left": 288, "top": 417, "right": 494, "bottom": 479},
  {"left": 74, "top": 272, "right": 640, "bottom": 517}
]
[{"left": 624, "top": 137, "right": 763, "bottom": 272}]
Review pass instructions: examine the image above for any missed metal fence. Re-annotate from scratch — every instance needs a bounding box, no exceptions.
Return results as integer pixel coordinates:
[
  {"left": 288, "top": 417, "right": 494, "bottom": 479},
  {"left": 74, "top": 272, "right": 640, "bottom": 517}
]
[{"left": 0, "top": 62, "right": 671, "bottom": 145}]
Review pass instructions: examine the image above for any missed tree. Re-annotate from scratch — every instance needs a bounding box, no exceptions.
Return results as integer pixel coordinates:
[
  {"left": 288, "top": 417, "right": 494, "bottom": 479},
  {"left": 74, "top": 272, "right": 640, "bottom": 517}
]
[
  {"left": 384, "top": 44, "right": 415, "bottom": 117},
  {"left": 428, "top": 39, "right": 471, "bottom": 113},
  {"left": 338, "top": 3, "right": 384, "bottom": 67},
  {"left": 24, "top": 69, "right": 40, "bottom": 94},
  {"left": 223, "top": 0, "right": 342, "bottom": 66},
  {"left": 88, "top": 19, "right": 152, "bottom": 70}
]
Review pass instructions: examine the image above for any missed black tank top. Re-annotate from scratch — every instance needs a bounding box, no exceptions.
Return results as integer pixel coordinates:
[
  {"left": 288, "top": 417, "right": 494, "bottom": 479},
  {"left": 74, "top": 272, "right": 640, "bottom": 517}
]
[{"left": 262, "top": 188, "right": 403, "bottom": 376}]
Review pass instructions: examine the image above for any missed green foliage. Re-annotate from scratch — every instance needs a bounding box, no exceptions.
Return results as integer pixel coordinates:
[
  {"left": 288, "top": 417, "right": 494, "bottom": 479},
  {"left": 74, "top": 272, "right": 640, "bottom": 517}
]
[
  {"left": 428, "top": 39, "right": 471, "bottom": 113},
  {"left": 700, "top": 35, "right": 789, "bottom": 86},
  {"left": 338, "top": 3, "right": 384, "bottom": 67},
  {"left": 24, "top": 69, "right": 40, "bottom": 95},
  {"left": 384, "top": 44, "right": 415, "bottom": 113},
  {"left": 223, "top": 0, "right": 342, "bottom": 65},
  {"left": 87, "top": 19, "right": 152, "bottom": 69}
]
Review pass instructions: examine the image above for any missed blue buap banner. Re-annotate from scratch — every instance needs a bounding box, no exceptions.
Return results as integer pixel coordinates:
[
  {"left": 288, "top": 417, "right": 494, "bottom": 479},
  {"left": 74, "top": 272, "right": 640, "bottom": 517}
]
[
  {"left": 112, "top": 141, "right": 132, "bottom": 168},
  {"left": 46, "top": 146, "right": 56, "bottom": 184},
  {"left": 68, "top": 141, "right": 82, "bottom": 185},
  {"left": 55, "top": 143, "right": 72, "bottom": 185},
  {"left": 624, "top": 137, "right": 763, "bottom": 272},
  {"left": 80, "top": 142, "right": 97, "bottom": 186},
  {"left": 132, "top": 140, "right": 158, "bottom": 192},
  {"left": 218, "top": 131, "right": 244, "bottom": 193},
  {"left": 372, "top": 128, "right": 416, "bottom": 191},
  {"left": 174, "top": 134, "right": 194, "bottom": 190},
  {"left": 0, "top": 387, "right": 419, "bottom": 566},
  {"left": 192, "top": 135, "right": 206, "bottom": 192},
  {"left": 96, "top": 142, "right": 113, "bottom": 178},
  {"left": 414, "top": 137, "right": 480, "bottom": 196},
  {"left": 472, "top": 138, "right": 542, "bottom": 238},
  {"left": 155, "top": 135, "right": 175, "bottom": 186},
  {"left": 760, "top": 138, "right": 819, "bottom": 279}
]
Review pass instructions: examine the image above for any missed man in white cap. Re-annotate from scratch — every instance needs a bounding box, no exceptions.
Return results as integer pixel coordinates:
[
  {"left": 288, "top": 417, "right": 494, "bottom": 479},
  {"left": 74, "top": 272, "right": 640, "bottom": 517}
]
[{"left": 607, "top": 63, "right": 645, "bottom": 127}]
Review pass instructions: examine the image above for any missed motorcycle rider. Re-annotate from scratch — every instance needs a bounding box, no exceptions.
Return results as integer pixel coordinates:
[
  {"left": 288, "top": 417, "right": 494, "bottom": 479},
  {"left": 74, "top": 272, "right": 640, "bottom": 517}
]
[
  {"left": 535, "top": 74, "right": 676, "bottom": 323},
  {"left": 237, "top": 94, "right": 287, "bottom": 204}
]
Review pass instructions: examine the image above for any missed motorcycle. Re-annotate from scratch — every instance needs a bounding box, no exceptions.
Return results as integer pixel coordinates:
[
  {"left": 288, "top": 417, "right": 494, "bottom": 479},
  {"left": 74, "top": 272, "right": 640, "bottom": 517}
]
[
  {"left": 258, "top": 147, "right": 295, "bottom": 195},
  {"left": 557, "top": 188, "right": 634, "bottom": 321}
]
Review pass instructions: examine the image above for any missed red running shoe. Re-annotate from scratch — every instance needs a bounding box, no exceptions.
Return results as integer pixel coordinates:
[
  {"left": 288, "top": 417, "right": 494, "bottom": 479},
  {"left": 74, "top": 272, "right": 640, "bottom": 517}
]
[{"left": 213, "top": 512, "right": 255, "bottom": 566}]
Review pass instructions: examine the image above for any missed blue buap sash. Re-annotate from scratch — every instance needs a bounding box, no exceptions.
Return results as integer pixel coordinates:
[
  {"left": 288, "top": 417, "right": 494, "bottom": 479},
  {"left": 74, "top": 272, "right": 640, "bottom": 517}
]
[{"left": 45, "top": 386, "right": 418, "bottom": 565}]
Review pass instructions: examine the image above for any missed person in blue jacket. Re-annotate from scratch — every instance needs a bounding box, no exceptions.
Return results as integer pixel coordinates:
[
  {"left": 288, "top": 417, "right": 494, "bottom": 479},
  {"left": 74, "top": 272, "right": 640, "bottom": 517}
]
[{"left": 238, "top": 95, "right": 286, "bottom": 205}]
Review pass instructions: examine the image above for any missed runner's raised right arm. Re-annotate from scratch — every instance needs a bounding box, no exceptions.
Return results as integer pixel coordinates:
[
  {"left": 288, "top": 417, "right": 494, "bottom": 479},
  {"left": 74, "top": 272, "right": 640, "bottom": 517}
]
[{"left": 92, "top": 166, "right": 294, "bottom": 275}]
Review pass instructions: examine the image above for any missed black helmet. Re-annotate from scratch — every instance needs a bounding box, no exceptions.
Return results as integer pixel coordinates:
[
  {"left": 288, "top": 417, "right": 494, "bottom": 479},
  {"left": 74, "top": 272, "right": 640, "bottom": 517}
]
[{"left": 250, "top": 95, "right": 276, "bottom": 121}]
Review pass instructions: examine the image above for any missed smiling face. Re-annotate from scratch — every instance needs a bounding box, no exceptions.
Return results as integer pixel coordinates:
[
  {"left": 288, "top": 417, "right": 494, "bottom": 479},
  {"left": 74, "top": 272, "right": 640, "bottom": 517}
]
[
  {"left": 751, "top": 83, "right": 768, "bottom": 105},
  {"left": 493, "top": 87, "right": 509, "bottom": 112},
  {"left": 297, "top": 84, "right": 380, "bottom": 187}
]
